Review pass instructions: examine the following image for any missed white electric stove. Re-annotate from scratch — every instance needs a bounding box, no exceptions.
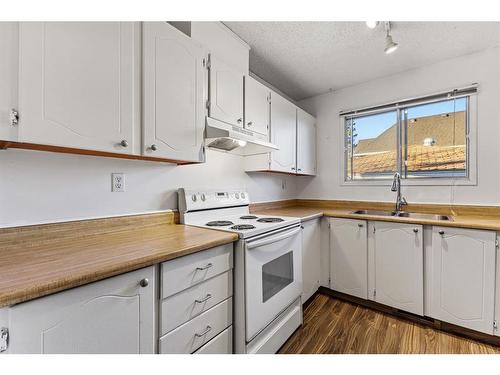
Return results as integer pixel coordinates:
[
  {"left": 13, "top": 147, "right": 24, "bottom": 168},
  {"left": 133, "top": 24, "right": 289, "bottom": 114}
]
[{"left": 178, "top": 188, "right": 303, "bottom": 354}]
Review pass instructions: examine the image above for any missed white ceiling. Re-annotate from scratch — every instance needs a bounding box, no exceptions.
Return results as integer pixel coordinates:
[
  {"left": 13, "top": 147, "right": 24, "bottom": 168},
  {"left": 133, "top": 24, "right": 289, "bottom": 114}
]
[{"left": 224, "top": 22, "right": 500, "bottom": 101}]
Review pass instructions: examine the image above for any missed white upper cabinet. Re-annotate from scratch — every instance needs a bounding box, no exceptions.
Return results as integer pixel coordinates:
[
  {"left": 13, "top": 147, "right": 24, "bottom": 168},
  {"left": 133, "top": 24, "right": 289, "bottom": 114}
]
[
  {"left": 244, "top": 76, "right": 270, "bottom": 136},
  {"left": 369, "top": 221, "right": 423, "bottom": 315},
  {"left": 142, "top": 22, "right": 206, "bottom": 162},
  {"left": 6, "top": 267, "right": 155, "bottom": 354},
  {"left": 296, "top": 108, "right": 316, "bottom": 176},
  {"left": 330, "top": 218, "right": 368, "bottom": 299},
  {"left": 0, "top": 22, "right": 18, "bottom": 142},
  {"left": 18, "top": 22, "right": 139, "bottom": 154},
  {"left": 270, "top": 93, "right": 297, "bottom": 172},
  {"left": 429, "top": 227, "right": 496, "bottom": 334},
  {"left": 209, "top": 55, "right": 244, "bottom": 127}
]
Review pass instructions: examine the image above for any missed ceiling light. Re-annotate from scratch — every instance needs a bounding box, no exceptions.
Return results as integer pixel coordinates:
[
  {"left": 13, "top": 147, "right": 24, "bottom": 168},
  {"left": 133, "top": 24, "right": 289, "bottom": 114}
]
[
  {"left": 366, "top": 21, "right": 379, "bottom": 29},
  {"left": 384, "top": 22, "right": 399, "bottom": 54}
]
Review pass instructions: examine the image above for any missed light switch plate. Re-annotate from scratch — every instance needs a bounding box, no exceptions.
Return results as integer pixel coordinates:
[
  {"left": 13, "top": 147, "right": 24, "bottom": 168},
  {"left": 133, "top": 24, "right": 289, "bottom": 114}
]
[{"left": 111, "top": 173, "right": 125, "bottom": 192}]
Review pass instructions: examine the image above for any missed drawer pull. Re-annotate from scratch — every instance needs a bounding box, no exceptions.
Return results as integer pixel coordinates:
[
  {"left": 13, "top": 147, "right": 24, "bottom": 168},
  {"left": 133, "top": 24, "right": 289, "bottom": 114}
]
[
  {"left": 195, "top": 294, "right": 212, "bottom": 304},
  {"left": 196, "top": 263, "right": 213, "bottom": 271},
  {"left": 194, "top": 325, "right": 212, "bottom": 337},
  {"left": 439, "top": 230, "right": 445, "bottom": 235}
]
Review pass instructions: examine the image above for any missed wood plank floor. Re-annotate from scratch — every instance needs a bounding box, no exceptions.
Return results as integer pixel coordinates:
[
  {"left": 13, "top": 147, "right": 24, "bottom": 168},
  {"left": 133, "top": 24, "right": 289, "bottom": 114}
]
[{"left": 279, "top": 294, "right": 500, "bottom": 354}]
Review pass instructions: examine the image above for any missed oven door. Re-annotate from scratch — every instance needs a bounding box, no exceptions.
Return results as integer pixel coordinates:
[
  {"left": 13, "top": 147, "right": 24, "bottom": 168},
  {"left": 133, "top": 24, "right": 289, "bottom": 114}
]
[{"left": 245, "top": 225, "right": 302, "bottom": 341}]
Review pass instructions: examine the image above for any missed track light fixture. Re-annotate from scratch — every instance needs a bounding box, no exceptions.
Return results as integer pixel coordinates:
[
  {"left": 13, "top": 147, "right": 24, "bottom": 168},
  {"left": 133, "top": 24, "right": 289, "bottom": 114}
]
[
  {"left": 383, "top": 21, "right": 399, "bottom": 54},
  {"left": 366, "top": 21, "right": 399, "bottom": 54}
]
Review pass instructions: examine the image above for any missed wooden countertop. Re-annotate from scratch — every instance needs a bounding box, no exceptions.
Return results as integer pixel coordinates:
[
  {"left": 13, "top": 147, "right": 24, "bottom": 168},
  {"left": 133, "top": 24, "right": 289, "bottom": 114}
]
[
  {"left": 0, "top": 212, "right": 238, "bottom": 308},
  {"left": 252, "top": 200, "right": 500, "bottom": 231}
]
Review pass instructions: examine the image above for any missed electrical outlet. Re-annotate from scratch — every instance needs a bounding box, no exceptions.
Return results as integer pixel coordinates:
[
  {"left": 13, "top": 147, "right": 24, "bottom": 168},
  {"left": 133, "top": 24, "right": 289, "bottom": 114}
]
[{"left": 111, "top": 173, "right": 125, "bottom": 192}]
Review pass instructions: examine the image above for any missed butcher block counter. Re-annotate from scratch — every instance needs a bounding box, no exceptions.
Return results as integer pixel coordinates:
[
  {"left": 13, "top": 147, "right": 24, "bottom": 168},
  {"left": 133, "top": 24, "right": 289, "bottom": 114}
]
[{"left": 0, "top": 212, "right": 238, "bottom": 308}]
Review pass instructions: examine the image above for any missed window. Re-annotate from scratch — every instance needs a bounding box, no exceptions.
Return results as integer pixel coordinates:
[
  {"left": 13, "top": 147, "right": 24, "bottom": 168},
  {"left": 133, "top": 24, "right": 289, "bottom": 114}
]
[{"left": 343, "top": 88, "right": 475, "bottom": 183}]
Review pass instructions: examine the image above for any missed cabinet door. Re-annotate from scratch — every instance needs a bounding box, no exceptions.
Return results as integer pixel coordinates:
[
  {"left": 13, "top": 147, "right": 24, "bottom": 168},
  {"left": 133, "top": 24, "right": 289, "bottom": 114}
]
[
  {"left": 209, "top": 55, "right": 244, "bottom": 127},
  {"left": 330, "top": 218, "right": 367, "bottom": 299},
  {"left": 244, "top": 75, "right": 270, "bottom": 136},
  {"left": 0, "top": 22, "right": 18, "bottom": 141},
  {"left": 372, "top": 222, "right": 423, "bottom": 315},
  {"left": 270, "top": 93, "right": 297, "bottom": 173},
  {"left": 296, "top": 108, "right": 316, "bottom": 176},
  {"left": 301, "top": 219, "right": 321, "bottom": 302},
  {"left": 143, "top": 22, "right": 206, "bottom": 162},
  {"left": 430, "top": 226, "right": 495, "bottom": 334},
  {"left": 7, "top": 267, "right": 155, "bottom": 354},
  {"left": 18, "top": 22, "right": 139, "bottom": 154}
]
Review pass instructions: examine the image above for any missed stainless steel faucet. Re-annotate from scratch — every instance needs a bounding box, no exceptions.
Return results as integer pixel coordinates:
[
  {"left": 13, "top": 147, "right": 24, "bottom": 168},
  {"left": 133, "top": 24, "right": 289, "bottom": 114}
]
[{"left": 391, "top": 172, "right": 407, "bottom": 213}]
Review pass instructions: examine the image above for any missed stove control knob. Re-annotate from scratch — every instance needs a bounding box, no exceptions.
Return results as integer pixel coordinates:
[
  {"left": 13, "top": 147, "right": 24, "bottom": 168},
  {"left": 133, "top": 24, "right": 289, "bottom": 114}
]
[
  {"left": 235, "top": 193, "right": 240, "bottom": 199},
  {"left": 191, "top": 194, "right": 197, "bottom": 202},
  {"left": 241, "top": 192, "right": 246, "bottom": 199},
  {"left": 201, "top": 193, "right": 206, "bottom": 201}
]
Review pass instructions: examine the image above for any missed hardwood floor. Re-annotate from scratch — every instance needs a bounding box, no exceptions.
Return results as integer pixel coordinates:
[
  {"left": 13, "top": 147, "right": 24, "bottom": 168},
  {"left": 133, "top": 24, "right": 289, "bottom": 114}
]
[{"left": 279, "top": 294, "right": 500, "bottom": 354}]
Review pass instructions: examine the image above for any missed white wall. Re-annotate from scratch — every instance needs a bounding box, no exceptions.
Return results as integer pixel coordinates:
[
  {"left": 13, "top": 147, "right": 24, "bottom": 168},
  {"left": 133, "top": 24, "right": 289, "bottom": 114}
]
[
  {"left": 0, "top": 149, "right": 296, "bottom": 227},
  {"left": 296, "top": 47, "right": 500, "bottom": 206}
]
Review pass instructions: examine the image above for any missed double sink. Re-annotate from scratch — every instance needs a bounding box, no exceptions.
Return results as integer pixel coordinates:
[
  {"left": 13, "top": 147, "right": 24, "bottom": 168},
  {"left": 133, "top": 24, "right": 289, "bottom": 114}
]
[{"left": 351, "top": 209, "right": 452, "bottom": 221}]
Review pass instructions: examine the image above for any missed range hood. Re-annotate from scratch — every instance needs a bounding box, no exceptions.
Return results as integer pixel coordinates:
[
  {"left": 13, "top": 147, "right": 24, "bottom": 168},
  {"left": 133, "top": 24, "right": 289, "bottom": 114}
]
[{"left": 205, "top": 117, "right": 279, "bottom": 156}]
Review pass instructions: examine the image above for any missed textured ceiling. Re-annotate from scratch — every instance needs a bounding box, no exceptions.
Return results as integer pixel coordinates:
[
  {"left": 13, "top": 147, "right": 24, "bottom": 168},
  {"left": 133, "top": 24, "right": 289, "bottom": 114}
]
[{"left": 224, "top": 22, "right": 500, "bottom": 101}]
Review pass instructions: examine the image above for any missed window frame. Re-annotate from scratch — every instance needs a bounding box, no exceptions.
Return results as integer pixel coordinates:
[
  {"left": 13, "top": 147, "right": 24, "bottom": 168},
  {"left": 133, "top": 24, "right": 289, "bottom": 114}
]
[{"left": 340, "top": 91, "right": 477, "bottom": 186}]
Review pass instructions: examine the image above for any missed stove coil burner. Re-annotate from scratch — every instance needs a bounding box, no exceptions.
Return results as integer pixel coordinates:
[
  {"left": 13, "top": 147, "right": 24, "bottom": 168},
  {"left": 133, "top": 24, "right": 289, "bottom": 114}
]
[
  {"left": 240, "top": 215, "right": 258, "bottom": 220},
  {"left": 206, "top": 220, "right": 234, "bottom": 227},
  {"left": 257, "top": 217, "right": 284, "bottom": 223},
  {"left": 230, "top": 224, "right": 256, "bottom": 230}
]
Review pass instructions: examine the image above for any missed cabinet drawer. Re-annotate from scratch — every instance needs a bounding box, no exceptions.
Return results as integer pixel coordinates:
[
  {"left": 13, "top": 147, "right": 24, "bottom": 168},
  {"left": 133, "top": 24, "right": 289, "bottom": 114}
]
[
  {"left": 159, "top": 297, "right": 232, "bottom": 354},
  {"left": 161, "top": 244, "right": 233, "bottom": 299},
  {"left": 160, "top": 270, "right": 233, "bottom": 335},
  {"left": 194, "top": 326, "right": 233, "bottom": 354}
]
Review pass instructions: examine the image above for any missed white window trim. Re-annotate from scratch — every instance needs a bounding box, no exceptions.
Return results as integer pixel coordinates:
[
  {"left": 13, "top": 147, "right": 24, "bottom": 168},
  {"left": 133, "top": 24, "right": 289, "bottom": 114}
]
[{"left": 339, "top": 94, "right": 478, "bottom": 187}]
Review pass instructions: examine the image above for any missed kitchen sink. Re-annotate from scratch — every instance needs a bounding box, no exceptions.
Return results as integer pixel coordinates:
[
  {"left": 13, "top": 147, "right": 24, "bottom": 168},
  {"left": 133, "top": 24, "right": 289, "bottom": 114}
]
[
  {"left": 394, "top": 212, "right": 452, "bottom": 221},
  {"left": 351, "top": 209, "right": 396, "bottom": 216},
  {"left": 351, "top": 209, "right": 452, "bottom": 221}
]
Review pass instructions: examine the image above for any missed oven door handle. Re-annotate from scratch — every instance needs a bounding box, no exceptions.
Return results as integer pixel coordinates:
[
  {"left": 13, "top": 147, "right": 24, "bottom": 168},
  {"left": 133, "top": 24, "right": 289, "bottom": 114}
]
[{"left": 246, "top": 227, "right": 301, "bottom": 249}]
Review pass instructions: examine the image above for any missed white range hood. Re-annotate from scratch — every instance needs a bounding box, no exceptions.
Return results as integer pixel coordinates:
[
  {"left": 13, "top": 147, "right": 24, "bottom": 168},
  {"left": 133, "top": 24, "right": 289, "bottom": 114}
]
[{"left": 205, "top": 117, "right": 279, "bottom": 156}]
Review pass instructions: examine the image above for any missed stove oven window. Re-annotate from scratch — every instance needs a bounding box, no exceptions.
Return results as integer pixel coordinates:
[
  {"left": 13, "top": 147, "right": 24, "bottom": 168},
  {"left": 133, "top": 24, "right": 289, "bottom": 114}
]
[{"left": 262, "top": 251, "right": 294, "bottom": 302}]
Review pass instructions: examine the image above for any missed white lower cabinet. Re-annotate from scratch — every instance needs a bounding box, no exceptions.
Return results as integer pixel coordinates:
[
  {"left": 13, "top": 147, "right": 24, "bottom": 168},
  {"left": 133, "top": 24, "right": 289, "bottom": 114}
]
[
  {"left": 369, "top": 221, "right": 423, "bottom": 315},
  {"left": 159, "top": 244, "right": 234, "bottom": 353},
  {"left": 194, "top": 326, "right": 233, "bottom": 354},
  {"left": 301, "top": 218, "right": 321, "bottom": 302},
  {"left": 159, "top": 298, "right": 232, "bottom": 354},
  {"left": 329, "top": 218, "right": 368, "bottom": 299},
  {"left": 428, "top": 226, "right": 496, "bottom": 334},
  {"left": 4, "top": 266, "right": 156, "bottom": 354}
]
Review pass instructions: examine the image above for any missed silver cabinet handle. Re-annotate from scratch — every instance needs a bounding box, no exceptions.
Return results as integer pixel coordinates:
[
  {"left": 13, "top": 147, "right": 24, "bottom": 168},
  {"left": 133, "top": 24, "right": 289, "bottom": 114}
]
[
  {"left": 139, "top": 278, "right": 149, "bottom": 287},
  {"left": 297, "top": 168, "right": 302, "bottom": 172},
  {"left": 291, "top": 167, "right": 296, "bottom": 171},
  {"left": 413, "top": 228, "right": 419, "bottom": 233},
  {"left": 237, "top": 118, "right": 243, "bottom": 124},
  {"left": 150, "top": 144, "right": 158, "bottom": 151},
  {"left": 194, "top": 325, "right": 212, "bottom": 337},
  {"left": 195, "top": 294, "right": 212, "bottom": 304},
  {"left": 120, "top": 139, "right": 128, "bottom": 147},
  {"left": 196, "top": 263, "right": 213, "bottom": 271},
  {"left": 438, "top": 230, "right": 445, "bottom": 235},
  {"left": 358, "top": 223, "right": 364, "bottom": 228},
  {"left": 247, "top": 121, "right": 253, "bottom": 127}
]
